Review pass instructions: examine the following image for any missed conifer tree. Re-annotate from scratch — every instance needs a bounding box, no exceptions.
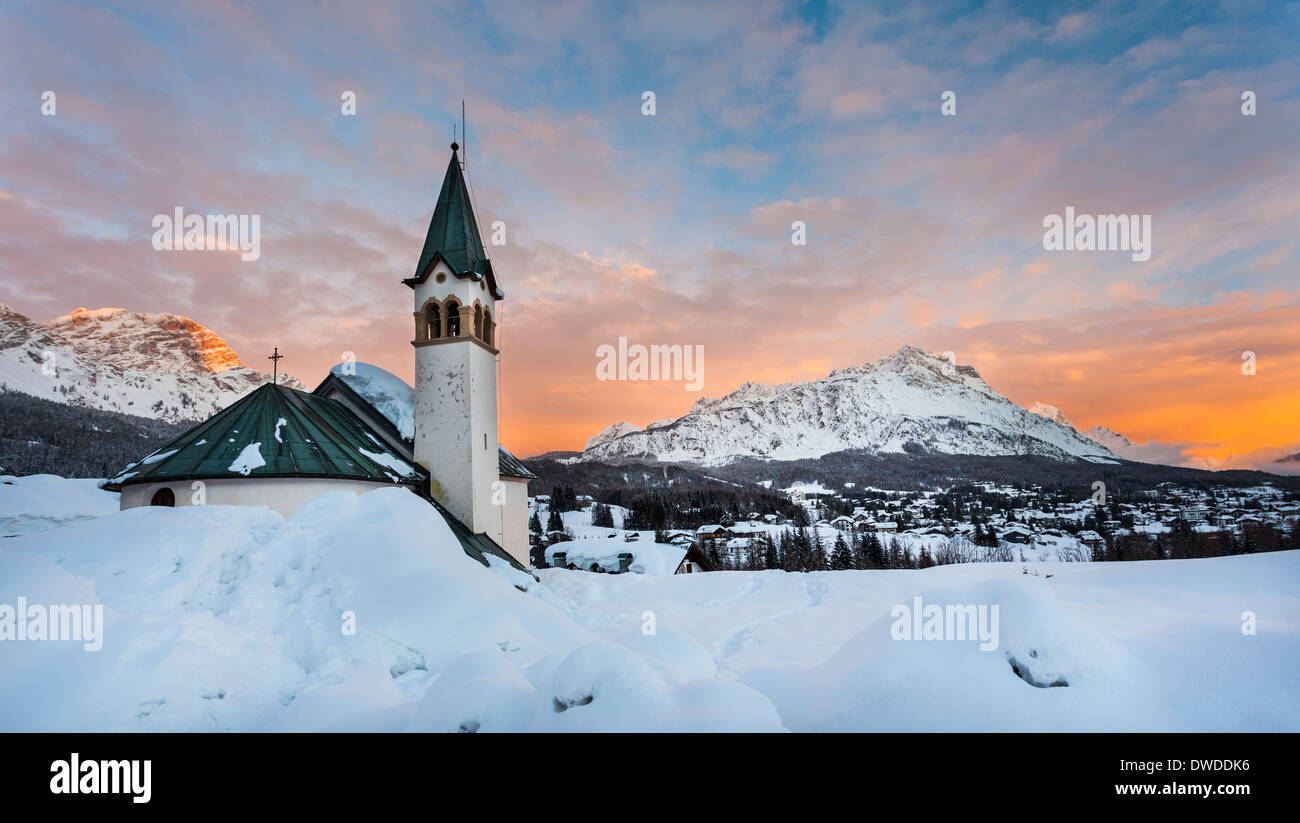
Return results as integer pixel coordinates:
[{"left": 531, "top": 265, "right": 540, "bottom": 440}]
[
  {"left": 806, "top": 528, "right": 826, "bottom": 571},
  {"left": 764, "top": 535, "right": 780, "bottom": 570},
  {"left": 779, "top": 529, "right": 797, "bottom": 572},
  {"left": 592, "top": 503, "right": 615, "bottom": 528},
  {"left": 851, "top": 531, "right": 868, "bottom": 570},
  {"left": 831, "top": 533, "right": 852, "bottom": 570},
  {"left": 866, "top": 532, "right": 885, "bottom": 569}
]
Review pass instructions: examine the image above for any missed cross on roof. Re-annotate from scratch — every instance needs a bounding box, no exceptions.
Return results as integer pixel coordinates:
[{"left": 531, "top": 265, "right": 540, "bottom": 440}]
[{"left": 268, "top": 347, "right": 283, "bottom": 384}]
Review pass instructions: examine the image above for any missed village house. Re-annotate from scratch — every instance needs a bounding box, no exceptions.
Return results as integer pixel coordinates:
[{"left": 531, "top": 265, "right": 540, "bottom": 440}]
[{"left": 696, "top": 524, "right": 730, "bottom": 549}]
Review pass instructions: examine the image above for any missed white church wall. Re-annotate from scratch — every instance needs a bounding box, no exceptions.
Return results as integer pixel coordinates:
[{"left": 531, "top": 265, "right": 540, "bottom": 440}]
[
  {"left": 468, "top": 337, "right": 500, "bottom": 539},
  {"left": 121, "top": 477, "right": 405, "bottom": 517},
  {"left": 414, "top": 341, "right": 473, "bottom": 525},
  {"left": 500, "top": 476, "right": 531, "bottom": 568}
]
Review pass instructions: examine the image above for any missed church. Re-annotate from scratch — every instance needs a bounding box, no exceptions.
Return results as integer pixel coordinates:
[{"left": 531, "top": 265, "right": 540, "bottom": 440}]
[{"left": 105, "top": 141, "right": 536, "bottom": 571}]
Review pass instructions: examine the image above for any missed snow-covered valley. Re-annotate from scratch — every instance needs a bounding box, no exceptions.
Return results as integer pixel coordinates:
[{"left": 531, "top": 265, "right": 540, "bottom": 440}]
[{"left": 2, "top": 476, "right": 1296, "bottom": 732}]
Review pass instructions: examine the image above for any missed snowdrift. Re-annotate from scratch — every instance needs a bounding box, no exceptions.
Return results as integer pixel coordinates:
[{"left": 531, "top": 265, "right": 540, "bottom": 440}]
[
  {"left": 2, "top": 478, "right": 1297, "bottom": 731},
  {"left": 0, "top": 486, "right": 782, "bottom": 732}
]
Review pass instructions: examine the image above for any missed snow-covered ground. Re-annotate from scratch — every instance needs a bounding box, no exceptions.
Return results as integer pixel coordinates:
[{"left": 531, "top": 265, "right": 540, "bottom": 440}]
[
  {"left": 543, "top": 557, "right": 1300, "bottom": 731},
  {"left": 0, "top": 474, "right": 119, "bottom": 536},
  {"left": 2, "top": 477, "right": 1296, "bottom": 731}
]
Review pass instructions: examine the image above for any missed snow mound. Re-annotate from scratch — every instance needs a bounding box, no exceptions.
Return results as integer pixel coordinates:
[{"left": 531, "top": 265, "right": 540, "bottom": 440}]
[
  {"left": 743, "top": 576, "right": 1130, "bottom": 731},
  {"left": 5, "top": 477, "right": 1296, "bottom": 732},
  {"left": 406, "top": 638, "right": 782, "bottom": 732},
  {"left": 740, "top": 568, "right": 1299, "bottom": 731},
  {"left": 0, "top": 482, "right": 782, "bottom": 731},
  {"left": 0, "top": 475, "right": 119, "bottom": 537}
]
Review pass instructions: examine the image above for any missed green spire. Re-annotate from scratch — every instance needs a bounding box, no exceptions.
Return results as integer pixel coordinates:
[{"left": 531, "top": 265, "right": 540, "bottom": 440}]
[{"left": 411, "top": 143, "right": 492, "bottom": 284}]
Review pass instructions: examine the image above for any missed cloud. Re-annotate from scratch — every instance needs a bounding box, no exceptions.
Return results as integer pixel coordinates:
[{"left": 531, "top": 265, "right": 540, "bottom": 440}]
[
  {"left": 0, "top": 0, "right": 1295, "bottom": 461},
  {"left": 699, "top": 146, "right": 775, "bottom": 171},
  {"left": 1048, "top": 13, "right": 1090, "bottom": 42}
]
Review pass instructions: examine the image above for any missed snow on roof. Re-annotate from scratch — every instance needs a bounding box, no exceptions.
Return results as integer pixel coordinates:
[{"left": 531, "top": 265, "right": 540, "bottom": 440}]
[
  {"left": 321, "top": 362, "right": 536, "bottom": 480},
  {"left": 359, "top": 447, "right": 416, "bottom": 478},
  {"left": 104, "top": 383, "right": 427, "bottom": 489},
  {"left": 228, "top": 442, "right": 266, "bottom": 476},
  {"left": 547, "top": 541, "right": 687, "bottom": 576},
  {"left": 329, "top": 361, "right": 416, "bottom": 441}
]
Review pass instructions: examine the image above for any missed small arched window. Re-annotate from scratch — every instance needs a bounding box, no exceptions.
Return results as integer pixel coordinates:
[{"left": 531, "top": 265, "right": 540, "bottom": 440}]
[
  {"left": 150, "top": 487, "right": 175, "bottom": 507},
  {"left": 425, "top": 303, "right": 441, "bottom": 340},
  {"left": 445, "top": 299, "right": 461, "bottom": 337}
]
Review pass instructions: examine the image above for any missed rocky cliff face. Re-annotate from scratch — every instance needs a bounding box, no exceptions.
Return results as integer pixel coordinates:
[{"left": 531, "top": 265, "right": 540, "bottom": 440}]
[
  {"left": 0, "top": 304, "right": 302, "bottom": 422},
  {"left": 44, "top": 307, "right": 247, "bottom": 374}
]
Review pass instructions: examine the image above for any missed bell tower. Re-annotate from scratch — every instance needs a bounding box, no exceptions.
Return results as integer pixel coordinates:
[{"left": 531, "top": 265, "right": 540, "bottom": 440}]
[{"left": 404, "top": 141, "right": 504, "bottom": 543}]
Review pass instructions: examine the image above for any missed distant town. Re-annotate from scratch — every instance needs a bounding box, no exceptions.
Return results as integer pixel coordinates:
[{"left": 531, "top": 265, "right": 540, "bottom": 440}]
[{"left": 531, "top": 480, "right": 1300, "bottom": 574}]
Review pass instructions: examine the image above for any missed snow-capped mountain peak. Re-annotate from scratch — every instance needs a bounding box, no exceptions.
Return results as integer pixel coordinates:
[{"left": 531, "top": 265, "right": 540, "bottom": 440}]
[
  {"left": 1028, "top": 402, "right": 1073, "bottom": 429},
  {"left": 689, "top": 381, "right": 799, "bottom": 416},
  {"left": 0, "top": 304, "right": 302, "bottom": 422},
  {"left": 585, "top": 421, "right": 644, "bottom": 451},
  {"left": 1083, "top": 425, "right": 1133, "bottom": 451},
  {"left": 579, "top": 345, "right": 1119, "bottom": 466},
  {"left": 44, "top": 307, "right": 246, "bottom": 374}
]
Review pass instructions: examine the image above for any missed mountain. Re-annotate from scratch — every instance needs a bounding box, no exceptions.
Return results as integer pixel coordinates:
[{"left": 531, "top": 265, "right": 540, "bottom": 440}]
[
  {"left": 1027, "top": 402, "right": 1072, "bottom": 428},
  {"left": 1028, "top": 403, "right": 1136, "bottom": 454},
  {"left": 578, "top": 346, "right": 1119, "bottom": 466},
  {"left": 584, "top": 421, "right": 644, "bottom": 451},
  {"left": 0, "top": 305, "right": 302, "bottom": 423},
  {"left": 1082, "top": 425, "right": 1133, "bottom": 453}
]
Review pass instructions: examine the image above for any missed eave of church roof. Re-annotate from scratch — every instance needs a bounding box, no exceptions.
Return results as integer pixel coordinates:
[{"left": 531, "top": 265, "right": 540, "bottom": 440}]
[
  {"left": 497, "top": 445, "right": 537, "bottom": 479},
  {"left": 103, "top": 383, "right": 426, "bottom": 490}
]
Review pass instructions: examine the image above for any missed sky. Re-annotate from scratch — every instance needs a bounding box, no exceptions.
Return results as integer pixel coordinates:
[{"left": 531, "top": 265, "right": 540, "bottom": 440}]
[{"left": 1, "top": 0, "right": 1297, "bottom": 468}]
